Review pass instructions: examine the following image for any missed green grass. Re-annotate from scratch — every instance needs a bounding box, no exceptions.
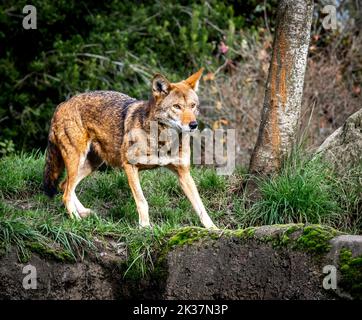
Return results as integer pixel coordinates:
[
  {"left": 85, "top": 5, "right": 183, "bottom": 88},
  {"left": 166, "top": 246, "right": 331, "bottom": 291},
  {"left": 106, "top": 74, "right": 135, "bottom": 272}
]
[
  {"left": 240, "top": 153, "right": 361, "bottom": 231},
  {"left": 0, "top": 214, "right": 46, "bottom": 261},
  {"left": 241, "top": 155, "right": 340, "bottom": 226},
  {"left": 0, "top": 151, "right": 44, "bottom": 197},
  {"left": 0, "top": 153, "right": 241, "bottom": 278},
  {"left": 0, "top": 151, "right": 360, "bottom": 278}
]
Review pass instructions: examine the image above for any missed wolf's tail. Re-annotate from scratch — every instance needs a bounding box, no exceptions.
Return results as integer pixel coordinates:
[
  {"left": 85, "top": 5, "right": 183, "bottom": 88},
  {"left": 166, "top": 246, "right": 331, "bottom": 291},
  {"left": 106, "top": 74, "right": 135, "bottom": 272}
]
[{"left": 43, "top": 140, "right": 64, "bottom": 198}]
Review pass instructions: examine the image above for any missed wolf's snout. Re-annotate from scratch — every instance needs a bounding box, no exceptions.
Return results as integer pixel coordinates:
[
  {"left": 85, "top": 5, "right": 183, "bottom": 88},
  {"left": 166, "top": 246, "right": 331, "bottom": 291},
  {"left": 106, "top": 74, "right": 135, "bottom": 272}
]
[{"left": 189, "top": 121, "right": 198, "bottom": 130}]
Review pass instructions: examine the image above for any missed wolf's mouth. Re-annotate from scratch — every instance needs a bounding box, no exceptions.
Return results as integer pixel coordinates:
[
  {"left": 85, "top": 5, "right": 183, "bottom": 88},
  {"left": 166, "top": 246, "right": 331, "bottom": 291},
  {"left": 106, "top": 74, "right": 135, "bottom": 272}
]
[{"left": 157, "top": 119, "right": 182, "bottom": 132}]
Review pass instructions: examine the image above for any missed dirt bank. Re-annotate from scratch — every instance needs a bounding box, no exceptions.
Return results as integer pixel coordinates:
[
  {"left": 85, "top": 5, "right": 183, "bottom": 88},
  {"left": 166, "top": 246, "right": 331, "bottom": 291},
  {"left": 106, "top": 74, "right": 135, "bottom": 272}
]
[{"left": 1, "top": 224, "right": 361, "bottom": 300}]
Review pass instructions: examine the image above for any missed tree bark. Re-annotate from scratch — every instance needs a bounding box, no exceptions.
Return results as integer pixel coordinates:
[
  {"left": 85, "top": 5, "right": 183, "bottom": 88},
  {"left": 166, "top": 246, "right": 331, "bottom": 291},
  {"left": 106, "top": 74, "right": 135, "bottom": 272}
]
[{"left": 249, "top": 0, "right": 314, "bottom": 174}]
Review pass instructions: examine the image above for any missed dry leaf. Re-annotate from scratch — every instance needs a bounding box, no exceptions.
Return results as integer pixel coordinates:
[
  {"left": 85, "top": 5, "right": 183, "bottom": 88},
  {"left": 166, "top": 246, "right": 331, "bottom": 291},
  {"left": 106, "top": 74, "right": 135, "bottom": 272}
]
[
  {"left": 203, "top": 72, "right": 215, "bottom": 81},
  {"left": 258, "top": 49, "right": 268, "bottom": 61},
  {"left": 212, "top": 121, "right": 220, "bottom": 130}
]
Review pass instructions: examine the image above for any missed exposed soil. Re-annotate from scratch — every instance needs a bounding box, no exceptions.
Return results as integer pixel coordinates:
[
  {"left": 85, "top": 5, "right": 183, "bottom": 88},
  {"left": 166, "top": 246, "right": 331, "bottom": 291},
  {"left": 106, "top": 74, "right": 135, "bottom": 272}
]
[
  {"left": 129, "top": 237, "right": 336, "bottom": 300},
  {"left": 1, "top": 225, "right": 361, "bottom": 300}
]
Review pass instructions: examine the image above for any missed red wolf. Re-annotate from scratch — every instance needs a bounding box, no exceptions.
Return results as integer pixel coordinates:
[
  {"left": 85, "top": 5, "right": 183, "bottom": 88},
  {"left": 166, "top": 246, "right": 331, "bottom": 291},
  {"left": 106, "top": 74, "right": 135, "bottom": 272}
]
[{"left": 43, "top": 68, "right": 216, "bottom": 229}]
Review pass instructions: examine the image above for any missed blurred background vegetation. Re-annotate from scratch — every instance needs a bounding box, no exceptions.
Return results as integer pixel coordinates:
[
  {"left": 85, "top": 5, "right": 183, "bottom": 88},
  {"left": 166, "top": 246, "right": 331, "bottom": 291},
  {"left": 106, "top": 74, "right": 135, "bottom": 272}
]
[{"left": 0, "top": 0, "right": 361, "bottom": 166}]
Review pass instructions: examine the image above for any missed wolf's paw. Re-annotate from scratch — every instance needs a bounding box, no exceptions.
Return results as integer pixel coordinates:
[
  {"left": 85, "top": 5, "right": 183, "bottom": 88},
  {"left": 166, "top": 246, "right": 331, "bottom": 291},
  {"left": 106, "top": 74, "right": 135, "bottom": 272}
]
[
  {"left": 205, "top": 223, "right": 219, "bottom": 230},
  {"left": 139, "top": 222, "right": 153, "bottom": 229},
  {"left": 78, "top": 208, "right": 92, "bottom": 218},
  {"left": 69, "top": 210, "right": 81, "bottom": 220}
]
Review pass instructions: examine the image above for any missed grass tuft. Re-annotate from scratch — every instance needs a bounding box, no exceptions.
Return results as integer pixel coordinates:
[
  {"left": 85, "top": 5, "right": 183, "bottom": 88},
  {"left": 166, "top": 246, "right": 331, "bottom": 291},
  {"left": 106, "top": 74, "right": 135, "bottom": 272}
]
[
  {"left": 241, "top": 154, "right": 341, "bottom": 227},
  {"left": 0, "top": 214, "right": 46, "bottom": 261}
]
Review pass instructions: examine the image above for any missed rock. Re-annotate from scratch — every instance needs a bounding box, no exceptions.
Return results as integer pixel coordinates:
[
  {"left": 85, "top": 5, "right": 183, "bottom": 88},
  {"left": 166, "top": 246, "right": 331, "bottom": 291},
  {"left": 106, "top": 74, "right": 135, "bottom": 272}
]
[
  {"left": 315, "top": 108, "right": 362, "bottom": 173},
  {"left": 329, "top": 235, "right": 362, "bottom": 258},
  {"left": 328, "top": 235, "right": 362, "bottom": 299},
  {"left": 138, "top": 225, "right": 362, "bottom": 300}
]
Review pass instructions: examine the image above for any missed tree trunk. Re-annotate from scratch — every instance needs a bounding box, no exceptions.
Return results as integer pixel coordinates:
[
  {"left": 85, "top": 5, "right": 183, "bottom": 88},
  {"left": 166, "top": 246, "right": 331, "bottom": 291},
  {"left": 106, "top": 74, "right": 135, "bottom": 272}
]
[{"left": 249, "top": 0, "right": 314, "bottom": 174}]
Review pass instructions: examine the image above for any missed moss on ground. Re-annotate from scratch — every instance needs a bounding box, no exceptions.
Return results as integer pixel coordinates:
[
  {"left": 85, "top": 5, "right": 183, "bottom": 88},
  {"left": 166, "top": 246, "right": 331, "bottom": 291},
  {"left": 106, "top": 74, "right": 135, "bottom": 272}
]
[
  {"left": 0, "top": 242, "right": 75, "bottom": 263},
  {"left": 167, "top": 227, "right": 222, "bottom": 247},
  {"left": 339, "top": 248, "right": 362, "bottom": 299},
  {"left": 26, "top": 242, "right": 74, "bottom": 262},
  {"left": 152, "top": 223, "right": 342, "bottom": 277},
  {"left": 232, "top": 226, "right": 257, "bottom": 239},
  {"left": 161, "top": 224, "right": 341, "bottom": 255},
  {"left": 295, "top": 225, "right": 341, "bottom": 254}
]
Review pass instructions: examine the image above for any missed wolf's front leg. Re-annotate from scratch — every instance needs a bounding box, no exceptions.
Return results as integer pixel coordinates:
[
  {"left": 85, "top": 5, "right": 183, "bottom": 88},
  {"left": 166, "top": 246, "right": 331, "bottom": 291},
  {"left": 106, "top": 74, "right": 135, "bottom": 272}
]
[
  {"left": 123, "top": 164, "right": 150, "bottom": 227},
  {"left": 174, "top": 166, "right": 217, "bottom": 229}
]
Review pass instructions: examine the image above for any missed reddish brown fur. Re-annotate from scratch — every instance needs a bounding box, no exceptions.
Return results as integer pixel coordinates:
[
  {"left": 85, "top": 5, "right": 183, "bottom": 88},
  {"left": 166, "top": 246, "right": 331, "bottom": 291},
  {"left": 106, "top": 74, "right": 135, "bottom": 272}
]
[{"left": 43, "top": 69, "right": 216, "bottom": 228}]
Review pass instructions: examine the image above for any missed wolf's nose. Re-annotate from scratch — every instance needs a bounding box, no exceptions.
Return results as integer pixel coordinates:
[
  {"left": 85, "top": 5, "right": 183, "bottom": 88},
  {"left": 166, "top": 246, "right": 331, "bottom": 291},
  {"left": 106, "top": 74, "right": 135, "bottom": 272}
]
[{"left": 189, "top": 121, "right": 198, "bottom": 130}]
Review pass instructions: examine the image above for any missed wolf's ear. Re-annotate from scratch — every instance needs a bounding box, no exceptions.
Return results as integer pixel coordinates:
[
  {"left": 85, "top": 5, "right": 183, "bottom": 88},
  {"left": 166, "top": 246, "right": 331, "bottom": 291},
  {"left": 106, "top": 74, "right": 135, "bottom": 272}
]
[
  {"left": 152, "top": 74, "right": 171, "bottom": 99},
  {"left": 184, "top": 68, "right": 204, "bottom": 92}
]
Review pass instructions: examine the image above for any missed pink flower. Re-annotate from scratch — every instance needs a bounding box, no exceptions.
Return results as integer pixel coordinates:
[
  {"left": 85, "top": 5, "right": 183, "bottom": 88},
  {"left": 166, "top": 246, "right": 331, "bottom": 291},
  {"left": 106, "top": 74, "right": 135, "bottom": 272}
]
[{"left": 219, "top": 41, "right": 229, "bottom": 55}]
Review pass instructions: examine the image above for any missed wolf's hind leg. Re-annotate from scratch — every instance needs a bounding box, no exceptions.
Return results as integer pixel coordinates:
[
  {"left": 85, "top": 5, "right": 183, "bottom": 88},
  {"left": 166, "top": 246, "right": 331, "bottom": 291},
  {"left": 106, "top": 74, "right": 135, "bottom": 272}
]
[
  {"left": 59, "top": 179, "right": 66, "bottom": 192},
  {"left": 62, "top": 153, "right": 82, "bottom": 220},
  {"left": 72, "top": 158, "right": 97, "bottom": 218},
  {"left": 63, "top": 147, "right": 103, "bottom": 218}
]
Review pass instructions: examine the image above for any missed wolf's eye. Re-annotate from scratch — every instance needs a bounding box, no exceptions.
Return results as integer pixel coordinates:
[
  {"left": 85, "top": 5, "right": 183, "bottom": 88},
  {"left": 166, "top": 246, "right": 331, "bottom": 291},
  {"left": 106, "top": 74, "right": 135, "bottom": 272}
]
[
  {"left": 173, "top": 104, "right": 182, "bottom": 110},
  {"left": 191, "top": 103, "right": 197, "bottom": 109}
]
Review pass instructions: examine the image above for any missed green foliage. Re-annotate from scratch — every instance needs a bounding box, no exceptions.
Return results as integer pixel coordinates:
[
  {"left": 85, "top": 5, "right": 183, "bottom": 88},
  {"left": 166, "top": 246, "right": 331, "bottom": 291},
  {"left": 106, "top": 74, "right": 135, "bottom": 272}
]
[
  {"left": 339, "top": 248, "right": 362, "bottom": 299},
  {"left": 37, "top": 219, "right": 96, "bottom": 260},
  {"left": 295, "top": 225, "right": 338, "bottom": 254},
  {"left": 121, "top": 224, "right": 172, "bottom": 279},
  {"left": 0, "top": 151, "right": 43, "bottom": 197},
  {"left": 330, "top": 163, "right": 362, "bottom": 233},
  {"left": 167, "top": 226, "right": 221, "bottom": 247},
  {"left": 0, "top": 214, "right": 46, "bottom": 261},
  {"left": 197, "top": 168, "right": 227, "bottom": 192},
  {"left": 0, "top": 139, "right": 15, "bottom": 156},
  {"left": 241, "top": 153, "right": 341, "bottom": 227},
  {"left": 1, "top": 0, "right": 276, "bottom": 152}
]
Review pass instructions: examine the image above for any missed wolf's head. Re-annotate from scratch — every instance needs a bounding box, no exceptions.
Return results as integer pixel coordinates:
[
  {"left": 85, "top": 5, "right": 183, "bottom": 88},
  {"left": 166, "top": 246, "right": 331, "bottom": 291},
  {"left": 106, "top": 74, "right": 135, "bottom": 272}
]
[{"left": 151, "top": 68, "right": 203, "bottom": 132}]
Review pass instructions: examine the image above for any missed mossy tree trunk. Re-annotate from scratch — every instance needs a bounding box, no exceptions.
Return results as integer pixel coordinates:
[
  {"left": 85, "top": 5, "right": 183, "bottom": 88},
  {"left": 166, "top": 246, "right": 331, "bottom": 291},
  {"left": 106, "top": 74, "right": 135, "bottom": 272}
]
[{"left": 249, "top": 0, "right": 314, "bottom": 174}]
